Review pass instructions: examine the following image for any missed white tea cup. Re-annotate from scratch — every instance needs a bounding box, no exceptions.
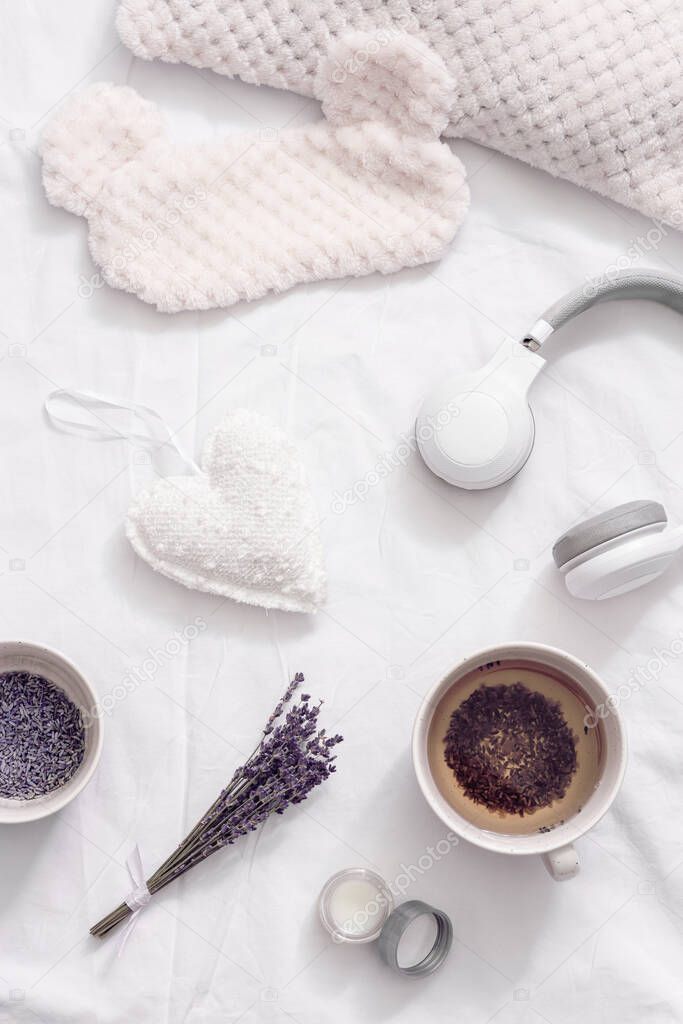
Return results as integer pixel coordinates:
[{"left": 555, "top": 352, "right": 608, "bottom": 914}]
[{"left": 412, "top": 642, "right": 626, "bottom": 880}]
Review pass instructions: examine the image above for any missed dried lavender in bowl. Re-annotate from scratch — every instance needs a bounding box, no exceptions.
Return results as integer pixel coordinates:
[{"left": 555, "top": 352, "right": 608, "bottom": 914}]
[
  {"left": 90, "top": 673, "right": 342, "bottom": 941},
  {"left": 0, "top": 671, "right": 85, "bottom": 800}
]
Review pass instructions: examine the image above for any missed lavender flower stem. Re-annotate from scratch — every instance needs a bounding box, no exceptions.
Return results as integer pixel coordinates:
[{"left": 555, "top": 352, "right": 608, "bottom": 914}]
[{"left": 90, "top": 674, "right": 341, "bottom": 942}]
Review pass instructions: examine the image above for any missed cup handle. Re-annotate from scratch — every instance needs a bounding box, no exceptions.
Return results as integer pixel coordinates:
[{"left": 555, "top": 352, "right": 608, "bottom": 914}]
[{"left": 542, "top": 844, "right": 580, "bottom": 881}]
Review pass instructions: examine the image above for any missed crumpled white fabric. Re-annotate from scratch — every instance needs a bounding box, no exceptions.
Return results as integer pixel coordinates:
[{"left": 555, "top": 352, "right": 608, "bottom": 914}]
[{"left": 4, "top": 2, "right": 683, "bottom": 1022}]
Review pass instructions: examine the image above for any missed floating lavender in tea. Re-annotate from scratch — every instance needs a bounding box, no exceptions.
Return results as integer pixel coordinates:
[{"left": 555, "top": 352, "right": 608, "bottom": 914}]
[
  {"left": 427, "top": 660, "right": 603, "bottom": 837},
  {"left": 443, "top": 681, "right": 578, "bottom": 816},
  {"left": 0, "top": 671, "right": 85, "bottom": 800}
]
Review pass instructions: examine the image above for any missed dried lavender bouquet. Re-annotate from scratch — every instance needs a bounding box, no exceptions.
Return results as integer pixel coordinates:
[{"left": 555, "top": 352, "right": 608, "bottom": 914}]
[{"left": 91, "top": 673, "right": 342, "bottom": 939}]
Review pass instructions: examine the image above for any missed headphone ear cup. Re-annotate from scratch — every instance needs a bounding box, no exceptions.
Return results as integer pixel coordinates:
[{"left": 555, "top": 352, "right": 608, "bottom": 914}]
[
  {"left": 416, "top": 339, "right": 545, "bottom": 490},
  {"left": 564, "top": 540, "right": 678, "bottom": 600},
  {"left": 553, "top": 500, "right": 667, "bottom": 570}
]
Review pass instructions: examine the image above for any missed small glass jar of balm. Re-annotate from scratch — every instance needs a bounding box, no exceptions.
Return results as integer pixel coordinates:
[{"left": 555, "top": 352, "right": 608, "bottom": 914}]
[
  {"left": 319, "top": 868, "right": 394, "bottom": 943},
  {"left": 318, "top": 867, "right": 453, "bottom": 977}
]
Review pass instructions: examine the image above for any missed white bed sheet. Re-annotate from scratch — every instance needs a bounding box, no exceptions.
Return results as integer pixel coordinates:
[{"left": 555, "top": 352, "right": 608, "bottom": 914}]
[{"left": 1, "top": 4, "right": 683, "bottom": 1022}]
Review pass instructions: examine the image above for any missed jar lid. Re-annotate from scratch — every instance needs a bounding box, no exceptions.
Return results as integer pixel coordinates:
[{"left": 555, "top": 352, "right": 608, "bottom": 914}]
[
  {"left": 378, "top": 899, "right": 453, "bottom": 977},
  {"left": 318, "top": 868, "right": 453, "bottom": 977}
]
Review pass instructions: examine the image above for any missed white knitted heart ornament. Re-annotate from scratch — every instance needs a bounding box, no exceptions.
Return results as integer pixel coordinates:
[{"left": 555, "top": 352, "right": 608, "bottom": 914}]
[{"left": 125, "top": 409, "right": 326, "bottom": 613}]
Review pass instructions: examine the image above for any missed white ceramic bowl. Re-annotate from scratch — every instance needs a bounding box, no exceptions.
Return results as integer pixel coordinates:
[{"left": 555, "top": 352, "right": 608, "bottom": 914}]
[
  {"left": 0, "top": 641, "right": 103, "bottom": 824},
  {"left": 412, "top": 643, "right": 627, "bottom": 879}
]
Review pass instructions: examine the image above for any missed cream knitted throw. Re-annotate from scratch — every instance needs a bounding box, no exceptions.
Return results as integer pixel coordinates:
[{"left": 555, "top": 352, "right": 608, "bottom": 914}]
[
  {"left": 40, "top": 32, "right": 468, "bottom": 312},
  {"left": 117, "top": 0, "right": 683, "bottom": 227}
]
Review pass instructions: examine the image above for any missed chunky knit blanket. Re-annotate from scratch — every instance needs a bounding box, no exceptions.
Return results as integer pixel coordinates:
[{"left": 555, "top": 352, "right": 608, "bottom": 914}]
[{"left": 117, "top": 0, "right": 683, "bottom": 227}]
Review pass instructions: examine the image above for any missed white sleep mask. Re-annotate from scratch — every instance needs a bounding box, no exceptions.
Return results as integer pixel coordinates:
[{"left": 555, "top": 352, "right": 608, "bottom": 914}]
[
  {"left": 40, "top": 31, "right": 468, "bottom": 312},
  {"left": 45, "top": 390, "right": 326, "bottom": 613}
]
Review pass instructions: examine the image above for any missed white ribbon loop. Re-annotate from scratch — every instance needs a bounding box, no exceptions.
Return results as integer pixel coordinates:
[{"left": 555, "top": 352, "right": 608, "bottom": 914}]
[
  {"left": 44, "top": 388, "right": 201, "bottom": 477},
  {"left": 117, "top": 844, "right": 152, "bottom": 957}
]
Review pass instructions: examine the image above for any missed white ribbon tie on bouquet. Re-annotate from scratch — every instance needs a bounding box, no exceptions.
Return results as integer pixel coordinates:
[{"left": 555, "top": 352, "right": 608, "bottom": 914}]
[{"left": 117, "top": 844, "right": 152, "bottom": 957}]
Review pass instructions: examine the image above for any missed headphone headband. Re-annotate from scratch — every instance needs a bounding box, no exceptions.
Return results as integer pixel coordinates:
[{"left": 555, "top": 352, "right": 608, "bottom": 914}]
[
  {"left": 417, "top": 265, "right": 683, "bottom": 493},
  {"left": 525, "top": 269, "right": 683, "bottom": 349}
]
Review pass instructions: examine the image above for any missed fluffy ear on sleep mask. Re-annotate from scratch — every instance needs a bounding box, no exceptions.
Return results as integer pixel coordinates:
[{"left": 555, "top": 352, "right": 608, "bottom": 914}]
[
  {"left": 44, "top": 390, "right": 326, "bottom": 614},
  {"left": 40, "top": 31, "right": 468, "bottom": 312}
]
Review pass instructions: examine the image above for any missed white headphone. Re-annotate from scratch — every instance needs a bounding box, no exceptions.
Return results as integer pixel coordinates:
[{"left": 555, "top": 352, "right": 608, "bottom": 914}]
[{"left": 416, "top": 269, "right": 683, "bottom": 600}]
